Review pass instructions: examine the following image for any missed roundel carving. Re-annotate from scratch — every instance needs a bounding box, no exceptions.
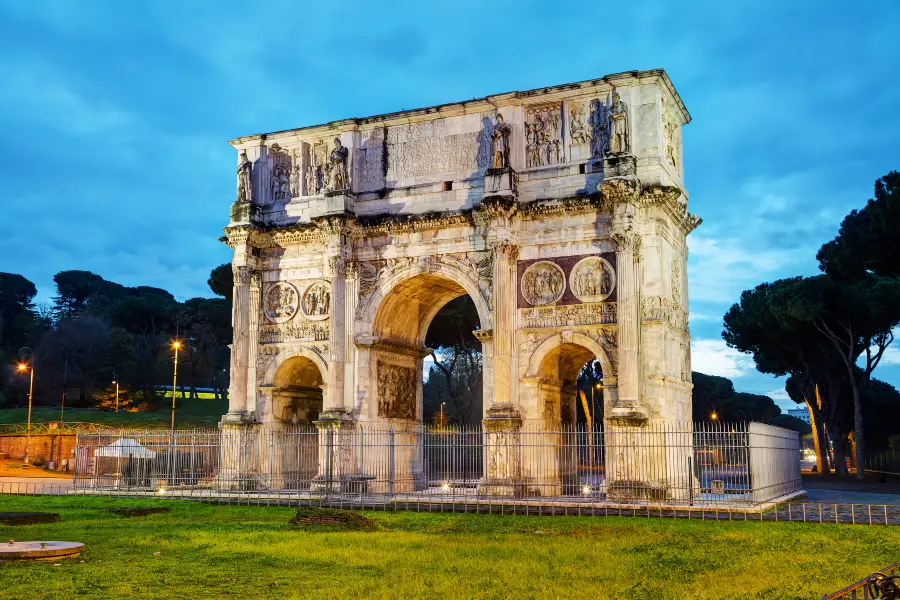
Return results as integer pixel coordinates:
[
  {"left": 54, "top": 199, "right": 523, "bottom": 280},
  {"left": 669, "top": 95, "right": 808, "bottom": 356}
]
[
  {"left": 521, "top": 261, "right": 566, "bottom": 306},
  {"left": 264, "top": 282, "right": 299, "bottom": 324},
  {"left": 569, "top": 256, "right": 616, "bottom": 303},
  {"left": 301, "top": 280, "right": 331, "bottom": 321}
]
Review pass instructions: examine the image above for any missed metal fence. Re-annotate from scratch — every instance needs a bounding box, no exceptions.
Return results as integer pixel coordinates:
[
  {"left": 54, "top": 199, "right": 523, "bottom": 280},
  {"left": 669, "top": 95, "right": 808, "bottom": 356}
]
[
  {"left": 866, "top": 449, "right": 900, "bottom": 477},
  {"left": 70, "top": 421, "right": 801, "bottom": 508}
]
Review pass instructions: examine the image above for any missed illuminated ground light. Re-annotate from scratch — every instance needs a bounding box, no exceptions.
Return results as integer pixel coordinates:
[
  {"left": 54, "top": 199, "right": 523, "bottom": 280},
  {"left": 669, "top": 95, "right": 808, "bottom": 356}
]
[
  {"left": 157, "top": 488, "right": 167, "bottom": 496},
  {"left": 441, "top": 482, "right": 451, "bottom": 492},
  {"left": 582, "top": 486, "right": 592, "bottom": 495}
]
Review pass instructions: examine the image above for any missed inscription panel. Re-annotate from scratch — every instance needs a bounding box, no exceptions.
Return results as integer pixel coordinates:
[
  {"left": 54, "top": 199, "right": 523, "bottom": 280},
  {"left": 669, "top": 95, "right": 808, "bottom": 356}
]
[{"left": 384, "top": 117, "right": 491, "bottom": 183}]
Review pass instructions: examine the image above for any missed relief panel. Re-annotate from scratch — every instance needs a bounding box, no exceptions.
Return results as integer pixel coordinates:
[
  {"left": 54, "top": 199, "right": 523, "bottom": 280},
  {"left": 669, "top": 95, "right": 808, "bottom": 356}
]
[{"left": 377, "top": 361, "right": 416, "bottom": 420}]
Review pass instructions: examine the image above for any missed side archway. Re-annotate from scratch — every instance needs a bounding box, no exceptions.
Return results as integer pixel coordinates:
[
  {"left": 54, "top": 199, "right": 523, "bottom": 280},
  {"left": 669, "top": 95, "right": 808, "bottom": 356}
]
[{"left": 261, "top": 348, "right": 328, "bottom": 425}]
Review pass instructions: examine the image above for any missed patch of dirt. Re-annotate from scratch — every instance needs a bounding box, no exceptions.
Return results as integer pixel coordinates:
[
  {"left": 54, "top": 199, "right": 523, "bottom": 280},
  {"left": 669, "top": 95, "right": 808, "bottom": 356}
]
[
  {"left": 288, "top": 508, "right": 375, "bottom": 531},
  {"left": 0, "top": 512, "right": 61, "bottom": 525},
  {"left": 0, "top": 460, "right": 72, "bottom": 478}
]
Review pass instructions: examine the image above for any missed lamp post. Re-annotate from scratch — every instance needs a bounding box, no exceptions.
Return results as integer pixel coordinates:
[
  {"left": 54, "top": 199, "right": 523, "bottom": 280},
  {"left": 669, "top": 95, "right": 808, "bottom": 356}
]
[
  {"left": 170, "top": 341, "right": 181, "bottom": 432},
  {"left": 17, "top": 362, "right": 34, "bottom": 464},
  {"left": 440, "top": 402, "right": 445, "bottom": 429},
  {"left": 113, "top": 371, "right": 120, "bottom": 412}
]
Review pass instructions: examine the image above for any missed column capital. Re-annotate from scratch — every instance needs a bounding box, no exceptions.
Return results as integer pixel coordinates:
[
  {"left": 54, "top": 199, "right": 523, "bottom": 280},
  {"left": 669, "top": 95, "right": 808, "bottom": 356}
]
[
  {"left": 491, "top": 241, "right": 519, "bottom": 261},
  {"left": 327, "top": 256, "right": 348, "bottom": 277},
  {"left": 233, "top": 265, "right": 257, "bottom": 285},
  {"left": 612, "top": 232, "right": 642, "bottom": 256}
]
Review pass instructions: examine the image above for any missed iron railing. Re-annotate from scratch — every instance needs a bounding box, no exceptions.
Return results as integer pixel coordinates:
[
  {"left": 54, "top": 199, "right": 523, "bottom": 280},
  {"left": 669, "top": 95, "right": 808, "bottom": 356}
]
[
  {"left": 69, "top": 421, "right": 801, "bottom": 508},
  {"left": 867, "top": 450, "right": 900, "bottom": 477}
]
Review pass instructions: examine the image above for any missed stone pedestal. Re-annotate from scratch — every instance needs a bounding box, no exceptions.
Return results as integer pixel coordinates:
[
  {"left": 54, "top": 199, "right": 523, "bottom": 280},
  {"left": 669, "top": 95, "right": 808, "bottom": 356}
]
[
  {"left": 217, "top": 420, "right": 256, "bottom": 490},
  {"left": 229, "top": 201, "right": 260, "bottom": 225},
  {"left": 311, "top": 412, "right": 362, "bottom": 493},
  {"left": 480, "top": 405, "right": 524, "bottom": 497},
  {"left": 483, "top": 167, "right": 518, "bottom": 200},
  {"left": 310, "top": 190, "right": 355, "bottom": 219}
]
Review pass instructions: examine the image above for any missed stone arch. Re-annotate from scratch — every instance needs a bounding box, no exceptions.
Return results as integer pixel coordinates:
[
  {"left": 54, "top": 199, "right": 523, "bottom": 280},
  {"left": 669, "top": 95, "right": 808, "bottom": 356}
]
[
  {"left": 524, "top": 331, "right": 615, "bottom": 381},
  {"left": 361, "top": 261, "right": 493, "bottom": 344},
  {"left": 520, "top": 331, "right": 617, "bottom": 427},
  {"left": 263, "top": 348, "right": 328, "bottom": 425}
]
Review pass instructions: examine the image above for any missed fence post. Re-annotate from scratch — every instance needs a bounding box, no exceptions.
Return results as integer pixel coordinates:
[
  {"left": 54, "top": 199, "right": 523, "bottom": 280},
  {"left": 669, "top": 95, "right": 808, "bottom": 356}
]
[
  {"left": 325, "top": 427, "right": 334, "bottom": 500},
  {"left": 389, "top": 428, "right": 395, "bottom": 498},
  {"left": 687, "top": 456, "right": 693, "bottom": 506}
]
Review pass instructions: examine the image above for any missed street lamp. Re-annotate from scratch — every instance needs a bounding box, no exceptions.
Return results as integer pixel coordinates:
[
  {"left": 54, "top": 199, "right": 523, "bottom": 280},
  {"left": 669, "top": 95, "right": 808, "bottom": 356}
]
[
  {"left": 710, "top": 411, "right": 719, "bottom": 422},
  {"left": 170, "top": 340, "right": 181, "bottom": 432},
  {"left": 112, "top": 371, "right": 120, "bottom": 413},
  {"left": 440, "top": 402, "right": 445, "bottom": 428},
  {"left": 17, "top": 362, "right": 34, "bottom": 463}
]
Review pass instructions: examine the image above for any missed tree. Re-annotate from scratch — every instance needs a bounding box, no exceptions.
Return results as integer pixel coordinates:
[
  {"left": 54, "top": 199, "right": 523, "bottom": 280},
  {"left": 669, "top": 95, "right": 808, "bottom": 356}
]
[
  {"left": 723, "top": 278, "right": 853, "bottom": 475},
  {"left": 779, "top": 274, "right": 900, "bottom": 478},
  {"left": 208, "top": 264, "right": 233, "bottom": 303},
  {"left": 0, "top": 272, "right": 38, "bottom": 353},
  {"left": 52, "top": 270, "right": 118, "bottom": 320},
  {"left": 423, "top": 296, "right": 482, "bottom": 425},
  {"left": 818, "top": 171, "right": 900, "bottom": 279}
]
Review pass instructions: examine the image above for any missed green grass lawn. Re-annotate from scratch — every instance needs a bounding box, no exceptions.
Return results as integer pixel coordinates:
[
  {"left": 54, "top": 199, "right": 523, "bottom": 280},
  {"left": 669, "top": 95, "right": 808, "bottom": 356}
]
[
  {"left": 0, "top": 397, "right": 227, "bottom": 429},
  {"left": 1, "top": 496, "right": 897, "bottom": 599}
]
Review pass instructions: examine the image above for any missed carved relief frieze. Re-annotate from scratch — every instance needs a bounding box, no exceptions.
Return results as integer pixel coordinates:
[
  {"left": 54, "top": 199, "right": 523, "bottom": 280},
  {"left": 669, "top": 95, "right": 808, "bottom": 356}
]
[
  {"left": 521, "top": 261, "right": 566, "bottom": 306},
  {"left": 377, "top": 361, "right": 416, "bottom": 420},
  {"left": 260, "top": 320, "right": 329, "bottom": 344},
  {"left": 304, "top": 139, "right": 329, "bottom": 195},
  {"left": 588, "top": 98, "right": 611, "bottom": 160},
  {"left": 435, "top": 251, "right": 494, "bottom": 310},
  {"left": 268, "top": 144, "right": 292, "bottom": 203},
  {"left": 519, "top": 302, "right": 617, "bottom": 329},
  {"left": 569, "top": 257, "right": 616, "bottom": 303},
  {"left": 671, "top": 258, "right": 682, "bottom": 304},
  {"left": 263, "top": 282, "right": 300, "bottom": 323},
  {"left": 569, "top": 102, "right": 591, "bottom": 146},
  {"left": 525, "top": 105, "right": 563, "bottom": 168},
  {"left": 641, "top": 296, "right": 689, "bottom": 332},
  {"left": 301, "top": 280, "right": 331, "bottom": 321},
  {"left": 384, "top": 118, "right": 490, "bottom": 181},
  {"left": 663, "top": 101, "right": 680, "bottom": 173}
]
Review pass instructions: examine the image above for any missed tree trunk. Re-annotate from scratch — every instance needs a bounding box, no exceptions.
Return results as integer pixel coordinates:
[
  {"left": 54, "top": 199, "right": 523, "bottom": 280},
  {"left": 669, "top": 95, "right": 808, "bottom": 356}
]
[
  {"left": 806, "top": 399, "right": 829, "bottom": 474},
  {"left": 849, "top": 379, "right": 866, "bottom": 480},
  {"left": 825, "top": 422, "right": 847, "bottom": 476}
]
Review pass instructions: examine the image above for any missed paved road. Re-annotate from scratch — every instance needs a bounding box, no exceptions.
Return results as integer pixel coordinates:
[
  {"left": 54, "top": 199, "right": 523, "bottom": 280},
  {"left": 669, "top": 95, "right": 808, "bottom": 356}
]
[
  {"left": 0, "top": 477, "right": 74, "bottom": 494},
  {"left": 804, "top": 488, "right": 900, "bottom": 505}
]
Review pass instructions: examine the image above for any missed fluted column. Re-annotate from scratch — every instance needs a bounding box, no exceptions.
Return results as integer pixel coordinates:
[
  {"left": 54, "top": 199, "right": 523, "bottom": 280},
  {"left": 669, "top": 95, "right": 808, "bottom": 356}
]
[
  {"left": 244, "top": 271, "right": 262, "bottom": 415},
  {"left": 325, "top": 256, "right": 347, "bottom": 414},
  {"left": 226, "top": 265, "right": 254, "bottom": 421},
  {"left": 490, "top": 242, "right": 518, "bottom": 407},
  {"left": 611, "top": 231, "right": 645, "bottom": 420}
]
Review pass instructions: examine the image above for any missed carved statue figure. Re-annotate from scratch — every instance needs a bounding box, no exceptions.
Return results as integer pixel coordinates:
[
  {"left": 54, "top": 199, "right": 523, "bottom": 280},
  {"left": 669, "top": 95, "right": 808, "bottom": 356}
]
[
  {"left": 290, "top": 156, "right": 301, "bottom": 198},
  {"left": 607, "top": 91, "right": 629, "bottom": 155},
  {"left": 302, "top": 282, "right": 331, "bottom": 317},
  {"left": 490, "top": 114, "right": 511, "bottom": 169},
  {"left": 569, "top": 104, "right": 591, "bottom": 145},
  {"left": 589, "top": 99, "right": 608, "bottom": 159},
  {"left": 521, "top": 261, "right": 565, "bottom": 306},
  {"left": 236, "top": 150, "right": 253, "bottom": 203},
  {"left": 326, "top": 137, "right": 349, "bottom": 191},
  {"left": 306, "top": 164, "right": 318, "bottom": 195}
]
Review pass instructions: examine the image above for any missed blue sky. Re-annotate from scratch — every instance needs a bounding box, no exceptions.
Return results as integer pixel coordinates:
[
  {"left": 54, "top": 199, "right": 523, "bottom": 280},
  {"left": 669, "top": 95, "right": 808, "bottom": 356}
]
[{"left": 1, "top": 0, "right": 899, "bottom": 409}]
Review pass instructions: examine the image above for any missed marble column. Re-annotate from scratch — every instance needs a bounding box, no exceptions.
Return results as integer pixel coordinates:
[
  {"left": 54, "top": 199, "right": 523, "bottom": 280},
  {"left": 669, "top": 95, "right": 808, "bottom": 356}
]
[
  {"left": 245, "top": 271, "right": 262, "bottom": 415},
  {"left": 225, "top": 265, "right": 254, "bottom": 422},
  {"left": 325, "top": 256, "right": 347, "bottom": 415},
  {"left": 490, "top": 242, "right": 518, "bottom": 407},
  {"left": 611, "top": 231, "right": 646, "bottom": 420}
]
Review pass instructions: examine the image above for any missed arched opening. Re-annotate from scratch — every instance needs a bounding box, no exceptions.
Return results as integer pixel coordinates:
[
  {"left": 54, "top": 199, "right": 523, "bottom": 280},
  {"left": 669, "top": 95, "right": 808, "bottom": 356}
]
[
  {"left": 369, "top": 272, "right": 485, "bottom": 426},
  {"left": 272, "top": 356, "right": 323, "bottom": 425},
  {"left": 528, "top": 342, "right": 609, "bottom": 496}
]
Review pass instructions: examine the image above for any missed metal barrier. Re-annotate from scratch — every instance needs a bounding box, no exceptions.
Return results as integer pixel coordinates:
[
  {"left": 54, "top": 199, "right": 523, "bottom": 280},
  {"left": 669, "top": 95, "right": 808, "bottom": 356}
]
[
  {"left": 822, "top": 563, "right": 900, "bottom": 599},
  {"left": 67, "top": 421, "right": 801, "bottom": 508}
]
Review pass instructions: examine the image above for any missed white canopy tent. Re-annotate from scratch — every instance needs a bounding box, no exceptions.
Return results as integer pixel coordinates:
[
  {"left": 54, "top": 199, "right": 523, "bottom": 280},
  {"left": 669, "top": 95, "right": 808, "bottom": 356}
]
[{"left": 94, "top": 438, "right": 157, "bottom": 459}]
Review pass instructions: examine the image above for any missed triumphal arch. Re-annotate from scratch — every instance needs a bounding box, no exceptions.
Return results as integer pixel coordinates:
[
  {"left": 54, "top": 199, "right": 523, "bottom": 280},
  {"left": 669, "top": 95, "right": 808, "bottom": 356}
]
[{"left": 221, "top": 69, "right": 701, "bottom": 495}]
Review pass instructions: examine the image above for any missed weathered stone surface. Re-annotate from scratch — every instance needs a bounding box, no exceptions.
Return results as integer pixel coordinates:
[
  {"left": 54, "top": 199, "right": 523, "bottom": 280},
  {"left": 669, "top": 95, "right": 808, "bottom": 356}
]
[{"left": 222, "top": 69, "right": 700, "bottom": 494}]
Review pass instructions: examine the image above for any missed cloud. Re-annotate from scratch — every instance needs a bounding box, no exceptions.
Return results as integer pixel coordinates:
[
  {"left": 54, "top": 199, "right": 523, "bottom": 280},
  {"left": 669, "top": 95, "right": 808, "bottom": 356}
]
[{"left": 691, "top": 339, "right": 755, "bottom": 379}]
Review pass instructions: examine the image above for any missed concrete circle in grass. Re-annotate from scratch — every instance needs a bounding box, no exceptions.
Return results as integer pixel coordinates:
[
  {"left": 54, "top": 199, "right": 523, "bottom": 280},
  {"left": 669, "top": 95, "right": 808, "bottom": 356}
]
[{"left": 0, "top": 541, "right": 84, "bottom": 561}]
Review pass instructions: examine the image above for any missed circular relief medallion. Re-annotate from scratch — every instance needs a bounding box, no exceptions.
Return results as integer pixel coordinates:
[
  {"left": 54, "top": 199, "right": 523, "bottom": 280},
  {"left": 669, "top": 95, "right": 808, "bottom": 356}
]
[
  {"left": 301, "top": 280, "right": 331, "bottom": 321},
  {"left": 521, "top": 261, "right": 566, "bottom": 306},
  {"left": 264, "top": 282, "right": 300, "bottom": 324},
  {"left": 569, "top": 256, "right": 616, "bottom": 303}
]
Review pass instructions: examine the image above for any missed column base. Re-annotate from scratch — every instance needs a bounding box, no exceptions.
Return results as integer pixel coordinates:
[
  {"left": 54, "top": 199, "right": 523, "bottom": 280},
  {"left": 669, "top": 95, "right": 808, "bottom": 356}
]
[{"left": 608, "top": 399, "right": 648, "bottom": 424}]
